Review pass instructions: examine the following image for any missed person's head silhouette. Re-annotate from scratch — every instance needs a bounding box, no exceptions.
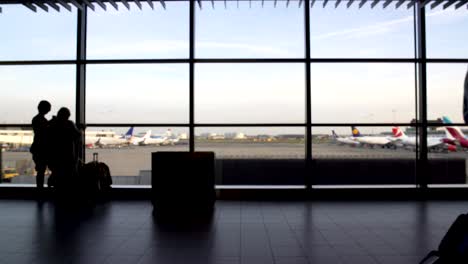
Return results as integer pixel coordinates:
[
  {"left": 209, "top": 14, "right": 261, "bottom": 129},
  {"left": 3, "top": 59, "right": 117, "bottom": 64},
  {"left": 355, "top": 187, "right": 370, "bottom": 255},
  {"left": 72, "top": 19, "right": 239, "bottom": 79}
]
[
  {"left": 57, "top": 107, "right": 71, "bottom": 122},
  {"left": 37, "top": 100, "right": 51, "bottom": 115}
]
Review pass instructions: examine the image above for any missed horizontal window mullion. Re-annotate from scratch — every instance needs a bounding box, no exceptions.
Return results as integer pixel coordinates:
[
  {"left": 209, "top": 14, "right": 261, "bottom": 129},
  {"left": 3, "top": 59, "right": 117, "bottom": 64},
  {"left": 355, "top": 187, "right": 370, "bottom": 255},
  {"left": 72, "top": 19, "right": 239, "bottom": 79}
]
[
  {"left": 86, "top": 124, "right": 190, "bottom": 127},
  {"left": 0, "top": 60, "right": 77, "bottom": 66},
  {"left": 194, "top": 124, "right": 305, "bottom": 127},
  {"left": 311, "top": 123, "right": 419, "bottom": 127}
]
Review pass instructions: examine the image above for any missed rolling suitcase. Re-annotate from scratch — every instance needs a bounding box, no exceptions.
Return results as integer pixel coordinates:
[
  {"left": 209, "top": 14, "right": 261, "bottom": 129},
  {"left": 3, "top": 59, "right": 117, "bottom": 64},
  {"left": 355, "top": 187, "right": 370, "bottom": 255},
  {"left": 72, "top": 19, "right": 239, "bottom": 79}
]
[{"left": 80, "top": 153, "right": 112, "bottom": 201}]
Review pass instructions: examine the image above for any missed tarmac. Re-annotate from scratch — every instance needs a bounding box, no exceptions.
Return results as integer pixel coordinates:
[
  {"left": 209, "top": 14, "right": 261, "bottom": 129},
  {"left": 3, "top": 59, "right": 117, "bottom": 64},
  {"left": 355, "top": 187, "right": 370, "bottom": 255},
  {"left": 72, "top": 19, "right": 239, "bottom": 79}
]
[{"left": 2, "top": 142, "right": 467, "bottom": 180}]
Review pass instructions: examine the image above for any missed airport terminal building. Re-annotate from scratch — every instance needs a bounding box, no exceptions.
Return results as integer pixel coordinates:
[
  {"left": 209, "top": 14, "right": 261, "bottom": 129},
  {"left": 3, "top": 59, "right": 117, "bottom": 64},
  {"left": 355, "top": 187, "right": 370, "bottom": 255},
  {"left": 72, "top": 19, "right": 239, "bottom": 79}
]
[
  {"left": 1, "top": 0, "right": 468, "bottom": 189},
  {"left": 1, "top": 1, "right": 468, "bottom": 264}
]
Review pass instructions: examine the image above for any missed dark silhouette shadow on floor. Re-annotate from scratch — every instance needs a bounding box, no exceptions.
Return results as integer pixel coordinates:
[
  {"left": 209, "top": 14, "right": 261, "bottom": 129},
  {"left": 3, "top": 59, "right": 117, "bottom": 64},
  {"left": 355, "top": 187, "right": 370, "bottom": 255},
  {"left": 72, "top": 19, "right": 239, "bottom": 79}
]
[{"left": 152, "top": 207, "right": 215, "bottom": 232}]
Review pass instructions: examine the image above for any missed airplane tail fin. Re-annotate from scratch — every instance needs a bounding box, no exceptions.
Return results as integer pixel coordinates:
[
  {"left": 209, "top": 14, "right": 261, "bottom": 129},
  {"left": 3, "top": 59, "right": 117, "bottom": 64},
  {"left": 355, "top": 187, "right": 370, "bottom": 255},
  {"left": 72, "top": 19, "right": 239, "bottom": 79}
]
[
  {"left": 445, "top": 127, "right": 455, "bottom": 140},
  {"left": 125, "top": 127, "right": 134, "bottom": 139},
  {"left": 442, "top": 116, "right": 453, "bottom": 124},
  {"left": 442, "top": 116, "right": 466, "bottom": 138},
  {"left": 143, "top": 130, "right": 152, "bottom": 139},
  {"left": 331, "top": 130, "right": 338, "bottom": 139},
  {"left": 166, "top": 129, "right": 173, "bottom": 137},
  {"left": 446, "top": 127, "right": 464, "bottom": 140},
  {"left": 351, "top": 126, "right": 361, "bottom": 137},
  {"left": 392, "top": 127, "right": 406, "bottom": 138}
]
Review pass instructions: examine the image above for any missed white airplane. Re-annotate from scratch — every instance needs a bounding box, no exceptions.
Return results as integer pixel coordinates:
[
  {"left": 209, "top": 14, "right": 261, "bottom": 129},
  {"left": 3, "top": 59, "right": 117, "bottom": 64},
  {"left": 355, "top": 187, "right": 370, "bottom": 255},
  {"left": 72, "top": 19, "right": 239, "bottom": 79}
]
[
  {"left": 331, "top": 130, "right": 360, "bottom": 146},
  {"left": 89, "top": 127, "right": 134, "bottom": 148},
  {"left": 351, "top": 126, "right": 396, "bottom": 148},
  {"left": 391, "top": 127, "right": 448, "bottom": 151},
  {"left": 138, "top": 130, "right": 167, "bottom": 146}
]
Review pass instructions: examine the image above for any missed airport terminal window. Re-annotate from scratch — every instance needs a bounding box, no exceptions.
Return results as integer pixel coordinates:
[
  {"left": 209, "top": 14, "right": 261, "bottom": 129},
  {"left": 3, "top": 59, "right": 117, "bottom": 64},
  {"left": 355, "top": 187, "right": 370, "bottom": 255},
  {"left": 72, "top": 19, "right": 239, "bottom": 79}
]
[
  {"left": 1, "top": 131, "right": 36, "bottom": 184},
  {"left": 427, "top": 64, "right": 467, "bottom": 123},
  {"left": 426, "top": 6, "right": 468, "bottom": 59},
  {"left": 311, "top": 126, "right": 417, "bottom": 186},
  {"left": 195, "top": 127, "right": 305, "bottom": 159},
  {"left": 86, "top": 64, "right": 189, "bottom": 124},
  {"left": 310, "top": 5, "right": 414, "bottom": 58},
  {"left": 84, "top": 127, "right": 188, "bottom": 186},
  {"left": 195, "top": 64, "right": 305, "bottom": 123},
  {"left": 0, "top": 66, "right": 76, "bottom": 124},
  {"left": 0, "top": 5, "right": 77, "bottom": 60},
  {"left": 311, "top": 63, "right": 416, "bottom": 124},
  {"left": 195, "top": 1, "right": 304, "bottom": 58},
  {"left": 427, "top": 125, "right": 468, "bottom": 187},
  {"left": 2, "top": 2, "right": 468, "bottom": 189},
  {"left": 195, "top": 127, "right": 305, "bottom": 186},
  {"left": 87, "top": 2, "right": 189, "bottom": 59}
]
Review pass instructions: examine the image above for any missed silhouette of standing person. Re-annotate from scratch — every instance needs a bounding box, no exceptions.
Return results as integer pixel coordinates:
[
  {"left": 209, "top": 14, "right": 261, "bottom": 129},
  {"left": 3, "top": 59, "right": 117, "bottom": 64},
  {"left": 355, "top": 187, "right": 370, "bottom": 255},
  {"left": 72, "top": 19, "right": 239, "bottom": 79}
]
[
  {"left": 464, "top": 66, "right": 468, "bottom": 123},
  {"left": 31, "top": 100, "right": 51, "bottom": 189},
  {"left": 47, "top": 107, "right": 81, "bottom": 193}
]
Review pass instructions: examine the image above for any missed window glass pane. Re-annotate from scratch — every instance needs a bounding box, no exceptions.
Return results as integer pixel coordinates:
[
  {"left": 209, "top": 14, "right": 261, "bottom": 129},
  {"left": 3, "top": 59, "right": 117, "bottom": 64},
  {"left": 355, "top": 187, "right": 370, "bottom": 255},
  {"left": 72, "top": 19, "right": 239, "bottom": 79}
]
[
  {"left": 196, "top": 127, "right": 305, "bottom": 186},
  {"left": 0, "top": 5, "right": 77, "bottom": 60},
  {"left": 311, "top": 63, "right": 415, "bottom": 123},
  {"left": 86, "top": 64, "right": 189, "bottom": 124},
  {"left": 310, "top": 5, "right": 414, "bottom": 58},
  {"left": 196, "top": 127, "right": 304, "bottom": 159},
  {"left": 0, "top": 66, "right": 76, "bottom": 123},
  {"left": 196, "top": 1, "right": 304, "bottom": 58},
  {"left": 196, "top": 64, "right": 305, "bottom": 123},
  {"left": 427, "top": 125, "right": 468, "bottom": 187},
  {"left": 87, "top": 2, "right": 189, "bottom": 59},
  {"left": 85, "top": 126, "right": 188, "bottom": 186},
  {"left": 0, "top": 128, "right": 35, "bottom": 185},
  {"left": 312, "top": 126, "right": 416, "bottom": 187},
  {"left": 427, "top": 64, "right": 467, "bottom": 123},
  {"left": 426, "top": 6, "right": 468, "bottom": 58}
]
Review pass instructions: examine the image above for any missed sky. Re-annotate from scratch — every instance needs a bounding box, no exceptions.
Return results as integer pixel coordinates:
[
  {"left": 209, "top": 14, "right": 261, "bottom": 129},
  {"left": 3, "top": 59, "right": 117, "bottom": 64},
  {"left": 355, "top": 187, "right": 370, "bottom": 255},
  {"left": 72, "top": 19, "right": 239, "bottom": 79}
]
[{"left": 0, "top": 1, "right": 467, "bottom": 135}]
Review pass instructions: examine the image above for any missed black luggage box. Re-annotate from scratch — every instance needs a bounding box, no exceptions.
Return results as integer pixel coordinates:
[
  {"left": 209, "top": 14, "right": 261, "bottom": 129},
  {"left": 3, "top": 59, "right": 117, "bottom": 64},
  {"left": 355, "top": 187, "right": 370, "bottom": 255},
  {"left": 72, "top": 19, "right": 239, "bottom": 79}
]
[{"left": 151, "top": 152, "right": 216, "bottom": 214}]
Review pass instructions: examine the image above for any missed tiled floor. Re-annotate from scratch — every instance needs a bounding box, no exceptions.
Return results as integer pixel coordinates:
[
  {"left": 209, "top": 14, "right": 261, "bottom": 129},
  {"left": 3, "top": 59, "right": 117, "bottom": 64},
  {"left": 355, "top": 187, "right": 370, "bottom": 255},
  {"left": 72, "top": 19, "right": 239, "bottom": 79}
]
[{"left": 0, "top": 200, "right": 465, "bottom": 264}]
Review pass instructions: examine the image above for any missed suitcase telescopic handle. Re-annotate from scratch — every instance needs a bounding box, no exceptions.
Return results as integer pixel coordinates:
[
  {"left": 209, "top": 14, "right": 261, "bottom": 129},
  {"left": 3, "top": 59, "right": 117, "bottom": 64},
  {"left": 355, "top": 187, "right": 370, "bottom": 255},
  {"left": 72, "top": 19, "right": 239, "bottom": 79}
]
[{"left": 93, "top": 152, "right": 98, "bottom": 163}]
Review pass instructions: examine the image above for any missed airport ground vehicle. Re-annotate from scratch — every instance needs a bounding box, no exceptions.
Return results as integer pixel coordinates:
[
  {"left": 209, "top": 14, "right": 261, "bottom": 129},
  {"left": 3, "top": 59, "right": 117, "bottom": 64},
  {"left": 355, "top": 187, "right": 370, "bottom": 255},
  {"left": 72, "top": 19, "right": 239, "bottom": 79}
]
[{"left": 2, "top": 167, "right": 19, "bottom": 182}]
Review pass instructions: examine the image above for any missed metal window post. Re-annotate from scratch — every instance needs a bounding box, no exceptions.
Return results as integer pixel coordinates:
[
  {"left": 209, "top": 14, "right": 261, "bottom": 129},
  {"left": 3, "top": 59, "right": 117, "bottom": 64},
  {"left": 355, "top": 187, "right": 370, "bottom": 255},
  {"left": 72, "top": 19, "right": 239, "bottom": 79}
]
[
  {"left": 305, "top": 0, "right": 312, "bottom": 190},
  {"left": 76, "top": 5, "right": 87, "bottom": 161},
  {"left": 189, "top": 0, "right": 195, "bottom": 152},
  {"left": 416, "top": 0, "right": 428, "bottom": 189}
]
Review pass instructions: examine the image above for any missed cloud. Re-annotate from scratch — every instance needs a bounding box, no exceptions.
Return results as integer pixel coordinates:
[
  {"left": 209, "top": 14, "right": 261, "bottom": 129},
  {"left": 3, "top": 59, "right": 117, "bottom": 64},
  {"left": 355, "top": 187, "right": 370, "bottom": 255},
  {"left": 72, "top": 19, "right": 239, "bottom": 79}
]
[
  {"left": 312, "top": 15, "right": 413, "bottom": 41},
  {"left": 88, "top": 39, "right": 187, "bottom": 57},
  {"left": 196, "top": 41, "right": 296, "bottom": 57},
  {"left": 312, "top": 8, "right": 468, "bottom": 41}
]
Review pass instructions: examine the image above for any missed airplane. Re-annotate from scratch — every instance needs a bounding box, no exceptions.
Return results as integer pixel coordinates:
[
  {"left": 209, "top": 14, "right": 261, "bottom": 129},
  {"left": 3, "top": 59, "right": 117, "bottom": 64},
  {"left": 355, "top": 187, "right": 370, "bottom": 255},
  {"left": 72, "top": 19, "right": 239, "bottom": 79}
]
[
  {"left": 441, "top": 117, "right": 468, "bottom": 149},
  {"left": 331, "top": 130, "right": 360, "bottom": 146},
  {"left": 391, "top": 127, "right": 453, "bottom": 152},
  {"left": 442, "top": 116, "right": 466, "bottom": 138},
  {"left": 351, "top": 126, "right": 396, "bottom": 148},
  {"left": 444, "top": 126, "right": 468, "bottom": 149},
  {"left": 137, "top": 129, "right": 180, "bottom": 146},
  {"left": 137, "top": 130, "right": 168, "bottom": 146},
  {"left": 88, "top": 127, "right": 134, "bottom": 148}
]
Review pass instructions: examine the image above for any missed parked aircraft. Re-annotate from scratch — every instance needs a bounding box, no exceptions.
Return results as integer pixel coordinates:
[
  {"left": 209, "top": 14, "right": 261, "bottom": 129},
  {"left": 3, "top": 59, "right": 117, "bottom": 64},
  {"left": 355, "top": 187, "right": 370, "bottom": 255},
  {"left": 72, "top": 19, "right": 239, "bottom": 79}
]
[
  {"left": 89, "top": 127, "right": 134, "bottom": 148},
  {"left": 138, "top": 130, "right": 168, "bottom": 146},
  {"left": 351, "top": 127, "right": 395, "bottom": 148},
  {"left": 444, "top": 127, "right": 468, "bottom": 149},
  {"left": 137, "top": 129, "right": 179, "bottom": 146},
  {"left": 391, "top": 127, "right": 452, "bottom": 152},
  {"left": 331, "top": 130, "right": 360, "bottom": 146},
  {"left": 442, "top": 116, "right": 466, "bottom": 138}
]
